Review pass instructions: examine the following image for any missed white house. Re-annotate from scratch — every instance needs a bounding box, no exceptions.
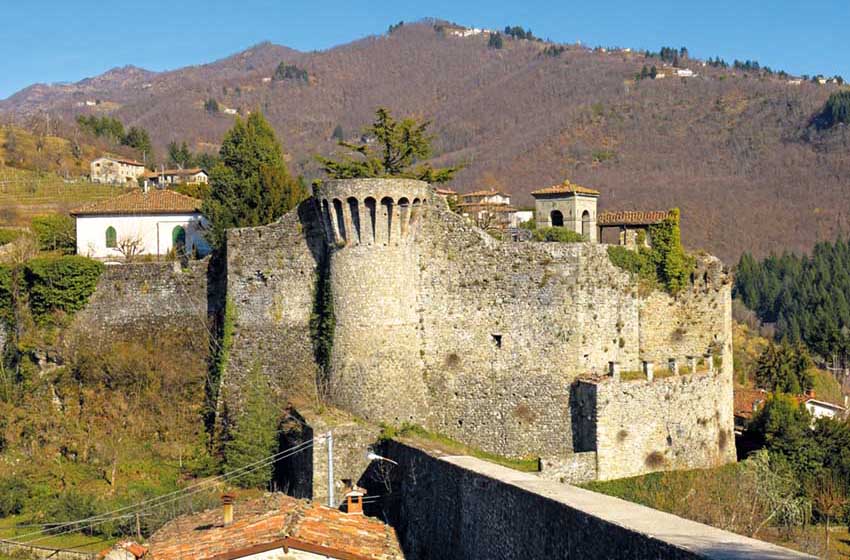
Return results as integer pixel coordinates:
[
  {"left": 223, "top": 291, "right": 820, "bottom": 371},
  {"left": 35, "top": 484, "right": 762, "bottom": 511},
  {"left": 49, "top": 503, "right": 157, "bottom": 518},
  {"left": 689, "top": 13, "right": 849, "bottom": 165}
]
[
  {"left": 675, "top": 68, "right": 696, "bottom": 78},
  {"left": 143, "top": 168, "right": 209, "bottom": 187},
  {"left": 90, "top": 156, "right": 147, "bottom": 184},
  {"left": 71, "top": 188, "right": 209, "bottom": 259},
  {"left": 802, "top": 394, "right": 847, "bottom": 423}
]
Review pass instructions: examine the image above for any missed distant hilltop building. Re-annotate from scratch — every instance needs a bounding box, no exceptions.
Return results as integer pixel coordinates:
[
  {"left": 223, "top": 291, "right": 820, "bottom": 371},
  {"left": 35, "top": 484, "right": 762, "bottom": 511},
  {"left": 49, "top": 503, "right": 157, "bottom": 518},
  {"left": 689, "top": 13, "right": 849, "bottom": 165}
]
[
  {"left": 90, "top": 156, "right": 146, "bottom": 184},
  {"left": 143, "top": 167, "right": 209, "bottom": 188},
  {"left": 456, "top": 189, "right": 521, "bottom": 230},
  {"left": 222, "top": 176, "right": 735, "bottom": 486}
]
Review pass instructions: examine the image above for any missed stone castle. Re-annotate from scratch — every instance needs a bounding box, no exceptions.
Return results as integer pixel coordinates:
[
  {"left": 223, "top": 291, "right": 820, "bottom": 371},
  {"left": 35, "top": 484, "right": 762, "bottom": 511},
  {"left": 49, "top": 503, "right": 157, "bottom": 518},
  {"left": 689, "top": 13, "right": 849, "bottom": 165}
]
[{"left": 221, "top": 177, "right": 736, "bottom": 483}]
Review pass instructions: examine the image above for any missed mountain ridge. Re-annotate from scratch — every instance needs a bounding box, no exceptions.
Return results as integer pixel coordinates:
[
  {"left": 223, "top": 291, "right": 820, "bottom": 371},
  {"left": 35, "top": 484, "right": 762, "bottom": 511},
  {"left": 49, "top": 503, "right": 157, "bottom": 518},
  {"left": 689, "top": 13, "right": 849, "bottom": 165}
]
[{"left": 2, "top": 20, "right": 850, "bottom": 262}]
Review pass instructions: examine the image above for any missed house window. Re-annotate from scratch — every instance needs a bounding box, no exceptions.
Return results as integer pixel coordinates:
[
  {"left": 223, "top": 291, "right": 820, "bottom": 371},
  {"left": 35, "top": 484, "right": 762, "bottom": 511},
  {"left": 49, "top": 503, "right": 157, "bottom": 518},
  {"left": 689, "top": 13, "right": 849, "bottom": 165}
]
[
  {"left": 550, "top": 210, "right": 564, "bottom": 227},
  {"left": 581, "top": 210, "right": 591, "bottom": 238},
  {"left": 105, "top": 226, "right": 117, "bottom": 248},
  {"left": 172, "top": 225, "right": 186, "bottom": 253}
]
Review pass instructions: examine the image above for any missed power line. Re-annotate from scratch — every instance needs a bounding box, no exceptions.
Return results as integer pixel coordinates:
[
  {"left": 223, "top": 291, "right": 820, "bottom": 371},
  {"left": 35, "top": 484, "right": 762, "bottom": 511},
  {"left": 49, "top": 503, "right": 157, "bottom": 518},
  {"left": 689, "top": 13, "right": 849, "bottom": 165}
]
[
  {"left": 15, "top": 437, "right": 322, "bottom": 543},
  {"left": 23, "top": 438, "right": 319, "bottom": 544}
]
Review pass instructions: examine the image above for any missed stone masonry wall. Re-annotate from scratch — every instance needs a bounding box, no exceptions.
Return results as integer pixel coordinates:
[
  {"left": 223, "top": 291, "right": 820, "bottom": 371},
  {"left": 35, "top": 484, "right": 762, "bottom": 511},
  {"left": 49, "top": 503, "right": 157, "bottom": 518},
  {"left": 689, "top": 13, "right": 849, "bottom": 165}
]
[
  {"left": 224, "top": 179, "right": 734, "bottom": 477},
  {"left": 577, "top": 371, "right": 735, "bottom": 481},
  {"left": 372, "top": 441, "right": 812, "bottom": 560},
  {"left": 221, "top": 201, "right": 325, "bottom": 418},
  {"left": 72, "top": 259, "right": 212, "bottom": 336}
]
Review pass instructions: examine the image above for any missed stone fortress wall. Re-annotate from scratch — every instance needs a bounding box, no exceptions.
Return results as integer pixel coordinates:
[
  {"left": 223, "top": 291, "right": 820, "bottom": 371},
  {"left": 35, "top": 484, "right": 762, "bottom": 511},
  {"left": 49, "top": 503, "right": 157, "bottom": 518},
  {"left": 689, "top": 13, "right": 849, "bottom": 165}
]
[{"left": 224, "top": 178, "right": 735, "bottom": 481}]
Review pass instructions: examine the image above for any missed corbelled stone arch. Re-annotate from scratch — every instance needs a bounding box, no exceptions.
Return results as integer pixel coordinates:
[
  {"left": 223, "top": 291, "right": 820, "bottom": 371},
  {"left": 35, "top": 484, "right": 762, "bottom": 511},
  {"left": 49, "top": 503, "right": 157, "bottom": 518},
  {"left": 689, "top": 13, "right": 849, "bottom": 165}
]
[
  {"left": 410, "top": 198, "right": 422, "bottom": 235},
  {"left": 346, "top": 197, "right": 361, "bottom": 245},
  {"left": 379, "top": 196, "right": 394, "bottom": 245},
  {"left": 363, "top": 197, "right": 377, "bottom": 245},
  {"left": 398, "top": 197, "right": 411, "bottom": 238},
  {"left": 321, "top": 198, "right": 337, "bottom": 243},
  {"left": 332, "top": 198, "right": 347, "bottom": 245}
]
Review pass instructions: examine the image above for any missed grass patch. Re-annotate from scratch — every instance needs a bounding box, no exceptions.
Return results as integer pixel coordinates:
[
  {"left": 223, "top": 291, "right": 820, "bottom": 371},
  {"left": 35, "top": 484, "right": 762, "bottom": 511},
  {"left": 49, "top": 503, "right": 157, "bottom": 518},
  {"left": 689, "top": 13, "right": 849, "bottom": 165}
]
[
  {"left": 0, "top": 515, "right": 117, "bottom": 553},
  {"left": 619, "top": 370, "right": 645, "bottom": 381},
  {"left": 382, "top": 423, "right": 540, "bottom": 472}
]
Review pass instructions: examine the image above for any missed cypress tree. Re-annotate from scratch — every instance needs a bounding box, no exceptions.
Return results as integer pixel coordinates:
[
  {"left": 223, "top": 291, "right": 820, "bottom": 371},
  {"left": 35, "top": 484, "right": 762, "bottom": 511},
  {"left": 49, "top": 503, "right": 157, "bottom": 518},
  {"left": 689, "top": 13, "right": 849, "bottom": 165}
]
[
  {"left": 203, "top": 112, "right": 307, "bottom": 248},
  {"left": 224, "top": 365, "right": 279, "bottom": 488}
]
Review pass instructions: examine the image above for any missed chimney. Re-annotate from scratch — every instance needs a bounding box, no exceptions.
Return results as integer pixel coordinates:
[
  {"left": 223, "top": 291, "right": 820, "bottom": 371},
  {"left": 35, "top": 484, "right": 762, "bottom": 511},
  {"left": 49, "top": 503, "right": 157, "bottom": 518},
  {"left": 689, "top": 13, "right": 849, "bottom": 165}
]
[
  {"left": 342, "top": 479, "right": 364, "bottom": 515},
  {"left": 221, "top": 493, "right": 235, "bottom": 526},
  {"left": 687, "top": 356, "right": 697, "bottom": 374}
]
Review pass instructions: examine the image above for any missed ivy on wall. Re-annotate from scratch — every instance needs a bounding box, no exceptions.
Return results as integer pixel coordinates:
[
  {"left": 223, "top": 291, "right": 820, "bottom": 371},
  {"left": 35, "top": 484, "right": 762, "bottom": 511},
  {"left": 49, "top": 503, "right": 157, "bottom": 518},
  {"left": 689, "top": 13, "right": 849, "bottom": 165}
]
[{"left": 607, "top": 208, "right": 695, "bottom": 294}]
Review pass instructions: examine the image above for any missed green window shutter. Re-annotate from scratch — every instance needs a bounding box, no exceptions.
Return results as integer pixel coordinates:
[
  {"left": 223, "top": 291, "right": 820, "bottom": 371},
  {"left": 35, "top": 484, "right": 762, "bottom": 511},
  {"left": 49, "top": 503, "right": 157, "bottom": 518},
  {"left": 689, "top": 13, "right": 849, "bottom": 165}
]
[{"left": 105, "top": 226, "right": 117, "bottom": 248}]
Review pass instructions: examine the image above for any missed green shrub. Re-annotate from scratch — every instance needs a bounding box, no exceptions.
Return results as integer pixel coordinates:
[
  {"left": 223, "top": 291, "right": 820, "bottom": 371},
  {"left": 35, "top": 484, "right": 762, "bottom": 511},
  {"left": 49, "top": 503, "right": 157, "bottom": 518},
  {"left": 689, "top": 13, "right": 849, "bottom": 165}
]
[
  {"left": 24, "top": 256, "right": 103, "bottom": 322},
  {"left": 0, "top": 229, "right": 22, "bottom": 246},
  {"left": 532, "top": 227, "right": 585, "bottom": 242},
  {"left": 31, "top": 214, "right": 75, "bottom": 254},
  {"left": 607, "top": 209, "right": 695, "bottom": 294},
  {"left": 0, "top": 265, "right": 12, "bottom": 324},
  {"left": 820, "top": 90, "right": 850, "bottom": 128},
  {"left": 607, "top": 246, "right": 653, "bottom": 279},
  {"left": 0, "top": 476, "right": 30, "bottom": 516}
]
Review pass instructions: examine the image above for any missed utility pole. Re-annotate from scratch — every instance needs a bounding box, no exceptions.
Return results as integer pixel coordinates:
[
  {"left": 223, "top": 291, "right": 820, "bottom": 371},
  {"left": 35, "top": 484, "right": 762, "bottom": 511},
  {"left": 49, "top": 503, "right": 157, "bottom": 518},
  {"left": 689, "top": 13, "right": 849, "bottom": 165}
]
[{"left": 327, "top": 431, "right": 334, "bottom": 508}]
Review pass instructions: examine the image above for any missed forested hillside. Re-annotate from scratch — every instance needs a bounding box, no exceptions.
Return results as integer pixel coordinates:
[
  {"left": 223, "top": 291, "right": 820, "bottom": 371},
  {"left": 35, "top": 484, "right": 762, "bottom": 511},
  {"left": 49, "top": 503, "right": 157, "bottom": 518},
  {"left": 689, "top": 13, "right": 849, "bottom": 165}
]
[
  {"left": 736, "top": 239, "right": 850, "bottom": 366},
  {"left": 3, "top": 20, "right": 850, "bottom": 261}
]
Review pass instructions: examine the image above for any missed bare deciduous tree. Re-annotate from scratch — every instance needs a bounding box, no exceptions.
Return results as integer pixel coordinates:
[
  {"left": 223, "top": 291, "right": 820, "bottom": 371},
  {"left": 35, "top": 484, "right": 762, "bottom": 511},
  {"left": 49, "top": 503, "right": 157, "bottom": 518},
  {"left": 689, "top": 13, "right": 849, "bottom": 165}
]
[{"left": 116, "top": 235, "right": 144, "bottom": 261}]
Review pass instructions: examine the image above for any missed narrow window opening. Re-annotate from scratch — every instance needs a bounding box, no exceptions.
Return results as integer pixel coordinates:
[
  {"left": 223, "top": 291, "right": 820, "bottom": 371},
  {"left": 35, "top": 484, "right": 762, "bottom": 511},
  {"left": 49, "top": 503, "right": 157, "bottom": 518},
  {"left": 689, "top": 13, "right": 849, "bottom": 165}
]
[{"left": 491, "top": 334, "right": 502, "bottom": 348}]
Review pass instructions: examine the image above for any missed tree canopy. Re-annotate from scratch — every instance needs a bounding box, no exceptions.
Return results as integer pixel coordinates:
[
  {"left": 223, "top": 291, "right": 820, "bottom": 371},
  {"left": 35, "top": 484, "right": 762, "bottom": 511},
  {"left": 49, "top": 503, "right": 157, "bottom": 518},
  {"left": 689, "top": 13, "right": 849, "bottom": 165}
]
[
  {"left": 735, "top": 237, "right": 850, "bottom": 365},
  {"left": 202, "top": 112, "right": 307, "bottom": 248},
  {"left": 316, "top": 108, "right": 461, "bottom": 184}
]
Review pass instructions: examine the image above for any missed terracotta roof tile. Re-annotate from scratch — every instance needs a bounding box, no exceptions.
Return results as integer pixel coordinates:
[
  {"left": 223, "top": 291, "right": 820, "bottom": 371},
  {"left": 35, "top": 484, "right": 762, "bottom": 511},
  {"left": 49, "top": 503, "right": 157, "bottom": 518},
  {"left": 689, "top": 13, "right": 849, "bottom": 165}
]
[
  {"left": 145, "top": 494, "right": 402, "bottom": 560},
  {"left": 598, "top": 210, "right": 672, "bottom": 226},
  {"left": 734, "top": 388, "right": 768, "bottom": 419},
  {"left": 461, "top": 189, "right": 510, "bottom": 198},
  {"left": 143, "top": 168, "right": 207, "bottom": 178},
  {"left": 70, "top": 189, "right": 202, "bottom": 216},
  {"left": 96, "top": 156, "right": 146, "bottom": 167},
  {"left": 530, "top": 180, "right": 599, "bottom": 196}
]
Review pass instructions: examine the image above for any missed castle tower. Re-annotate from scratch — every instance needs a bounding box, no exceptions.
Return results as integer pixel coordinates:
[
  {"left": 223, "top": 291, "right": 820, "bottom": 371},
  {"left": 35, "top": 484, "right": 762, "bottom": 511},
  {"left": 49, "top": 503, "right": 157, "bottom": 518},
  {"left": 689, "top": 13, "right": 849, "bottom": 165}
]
[
  {"left": 313, "top": 178, "right": 432, "bottom": 425},
  {"left": 531, "top": 180, "right": 599, "bottom": 241}
]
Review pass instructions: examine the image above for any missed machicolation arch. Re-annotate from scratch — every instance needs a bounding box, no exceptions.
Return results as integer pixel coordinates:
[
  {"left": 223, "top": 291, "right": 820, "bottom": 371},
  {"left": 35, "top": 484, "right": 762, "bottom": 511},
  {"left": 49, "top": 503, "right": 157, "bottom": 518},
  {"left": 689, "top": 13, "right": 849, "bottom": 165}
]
[{"left": 314, "top": 179, "right": 432, "bottom": 248}]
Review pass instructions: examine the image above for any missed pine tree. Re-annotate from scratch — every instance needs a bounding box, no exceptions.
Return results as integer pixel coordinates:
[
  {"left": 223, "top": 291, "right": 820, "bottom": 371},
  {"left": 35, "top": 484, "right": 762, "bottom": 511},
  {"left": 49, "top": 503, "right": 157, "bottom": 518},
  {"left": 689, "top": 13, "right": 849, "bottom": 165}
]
[
  {"left": 317, "top": 107, "right": 462, "bottom": 184},
  {"left": 203, "top": 112, "right": 308, "bottom": 248},
  {"left": 223, "top": 365, "right": 279, "bottom": 488}
]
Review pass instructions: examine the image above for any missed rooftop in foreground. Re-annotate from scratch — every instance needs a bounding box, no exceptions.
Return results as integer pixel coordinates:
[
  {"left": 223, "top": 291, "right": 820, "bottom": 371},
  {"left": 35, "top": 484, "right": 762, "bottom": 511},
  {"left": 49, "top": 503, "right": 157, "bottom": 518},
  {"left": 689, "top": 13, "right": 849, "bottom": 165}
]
[
  {"left": 144, "top": 493, "right": 401, "bottom": 560},
  {"left": 70, "top": 189, "right": 202, "bottom": 216}
]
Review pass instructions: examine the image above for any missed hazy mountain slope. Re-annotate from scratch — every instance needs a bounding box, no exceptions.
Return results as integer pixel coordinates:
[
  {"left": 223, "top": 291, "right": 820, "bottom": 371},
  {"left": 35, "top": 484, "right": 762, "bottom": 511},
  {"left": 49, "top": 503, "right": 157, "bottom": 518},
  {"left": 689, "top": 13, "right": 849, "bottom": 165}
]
[{"left": 3, "top": 21, "right": 850, "bottom": 261}]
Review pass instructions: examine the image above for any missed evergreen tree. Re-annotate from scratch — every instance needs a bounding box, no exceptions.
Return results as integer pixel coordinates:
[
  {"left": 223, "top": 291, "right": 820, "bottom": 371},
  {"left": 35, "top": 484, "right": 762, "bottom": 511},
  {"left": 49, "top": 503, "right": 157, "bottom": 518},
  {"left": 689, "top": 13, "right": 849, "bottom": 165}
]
[
  {"left": 204, "top": 98, "right": 220, "bottom": 114},
  {"left": 203, "top": 112, "right": 308, "bottom": 248},
  {"left": 121, "top": 126, "right": 152, "bottom": 160},
  {"left": 755, "top": 339, "right": 814, "bottom": 394},
  {"left": 488, "top": 33, "right": 503, "bottom": 49},
  {"left": 223, "top": 365, "right": 279, "bottom": 488},
  {"left": 331, "top": 124, "right": 344, "bottom": 141},
  {"left": 317, "top": 107, "right": 462, "bottom": 184}
]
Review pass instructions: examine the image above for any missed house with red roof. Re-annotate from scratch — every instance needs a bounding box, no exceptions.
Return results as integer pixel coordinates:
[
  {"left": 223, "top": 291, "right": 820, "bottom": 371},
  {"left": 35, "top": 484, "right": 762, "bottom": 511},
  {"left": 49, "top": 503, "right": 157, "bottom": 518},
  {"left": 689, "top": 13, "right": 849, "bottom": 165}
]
[
  {"left": 100, "top": 493, "right": 402, "bottom": 560},
  {"left": 71, "top": 188, "right": 208, "bottom": 259}
]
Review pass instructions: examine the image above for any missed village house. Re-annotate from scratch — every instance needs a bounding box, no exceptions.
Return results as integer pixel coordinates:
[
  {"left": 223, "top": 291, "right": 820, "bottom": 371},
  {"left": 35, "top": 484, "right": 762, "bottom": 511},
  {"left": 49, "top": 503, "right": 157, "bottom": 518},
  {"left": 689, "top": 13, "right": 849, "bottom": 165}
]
[
  {"left": 142, "top": 167, "right": 209, "bottom": 188},
  {"left": 457, "top": 189, "right": 521, "bottom": 230},
  {"left": 71, "top": 188, "right": 208, "bottom": 259},
  {"left": 90, "top": 156, "right": 147, "bottom": 184},
  {"left": 100, "top": 493, "right": 402, "bottom": 560},
  {"left": 802, "top": 391, "right": 847, "bottom": 422}
]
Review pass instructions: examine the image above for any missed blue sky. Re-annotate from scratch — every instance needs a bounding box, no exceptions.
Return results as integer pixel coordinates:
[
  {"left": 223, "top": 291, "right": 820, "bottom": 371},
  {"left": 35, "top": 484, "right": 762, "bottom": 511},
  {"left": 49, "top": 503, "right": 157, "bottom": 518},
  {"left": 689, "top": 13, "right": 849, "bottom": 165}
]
[{"left": 2, "top": 0, "right": 849, "bottom": 100}]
